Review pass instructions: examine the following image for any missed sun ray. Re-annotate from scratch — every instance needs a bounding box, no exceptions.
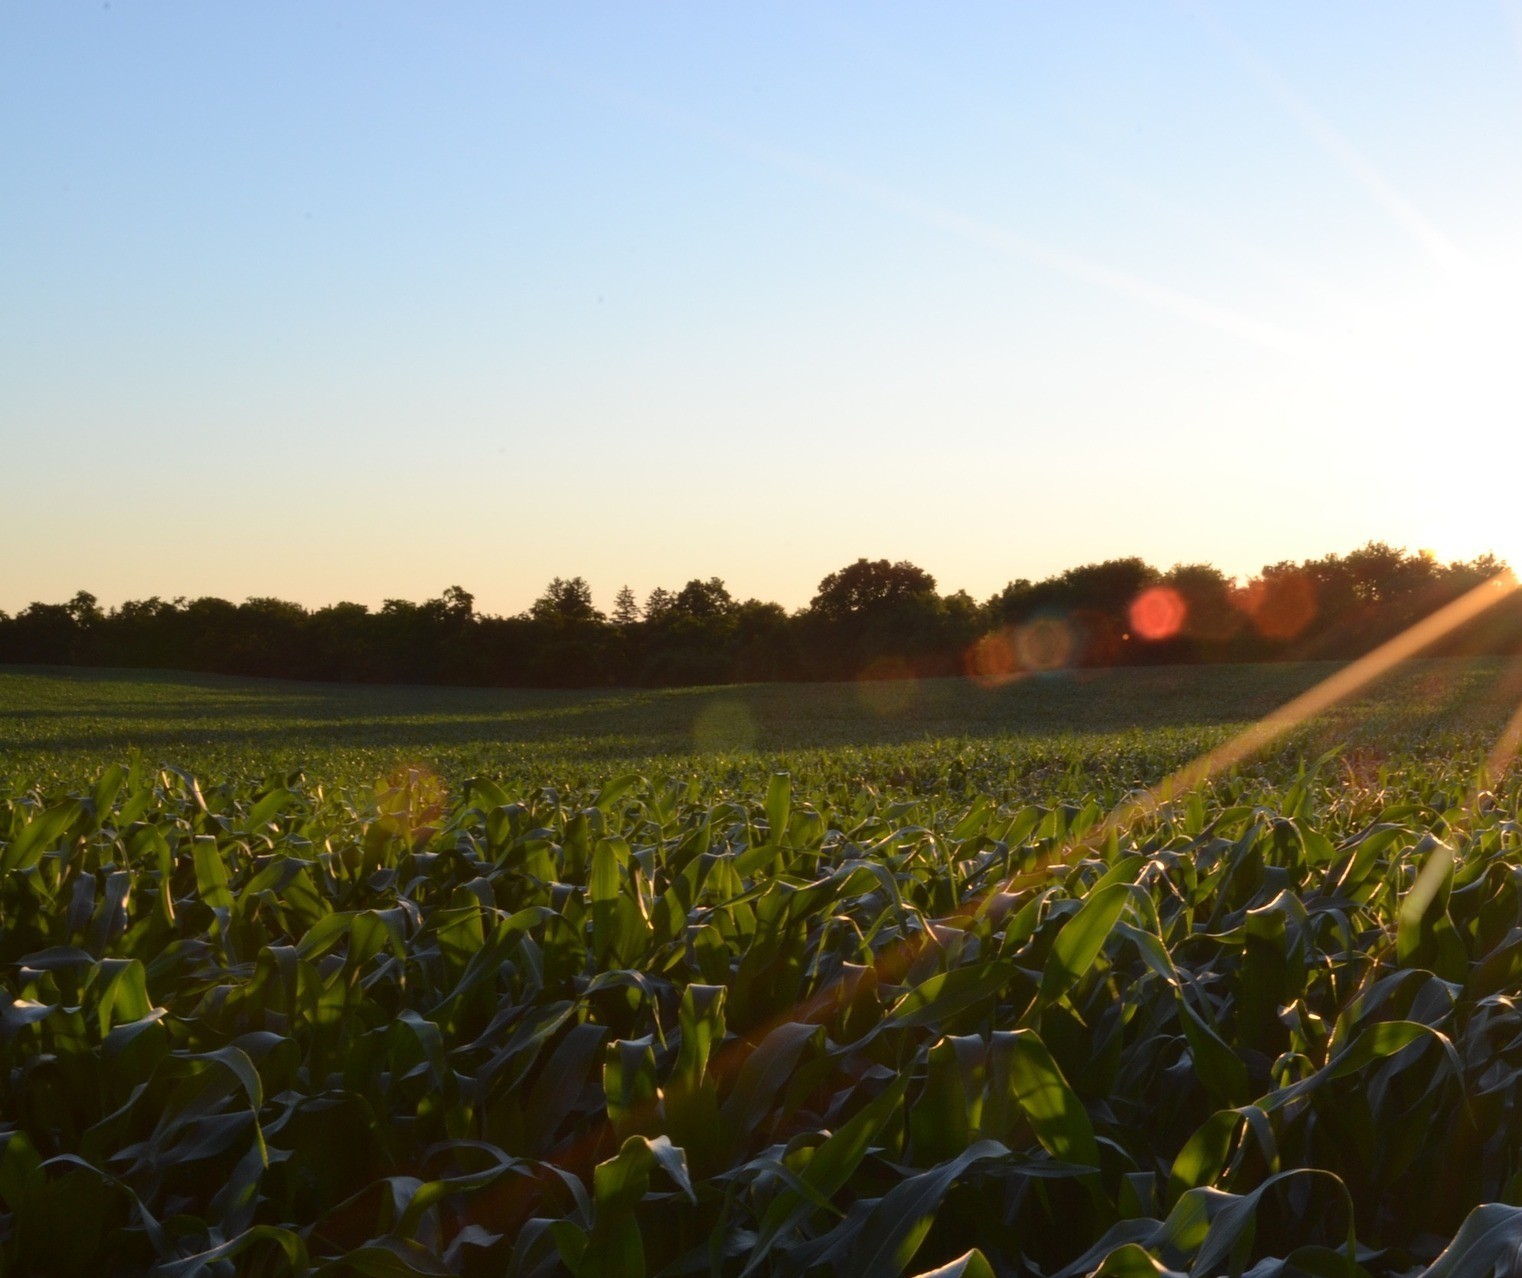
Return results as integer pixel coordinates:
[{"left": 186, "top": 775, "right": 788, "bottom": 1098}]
[
  {"left": 753, "top": 157, "right": 1315, "bottom": 358},
  {"left": 1184, "top": 0, "right": 1470, "bottom": 272},
  {"left": 553, "top": 569, "right": 1521, "bottom": 1160},
  {"left": 804, "top": 3, "right": 1393, "bottom": 330},
  {"left": 843, "top": 570, "right": 1518, "bottom": 974},
  {"left": 1406, "top": 679, "right": 1522, "bottom": 921},
  {"left": 1083, "top": 569, "right": 1522, "bottom": 844},
  {"left": 1504, "top": 0, "right": 1522, "bottom": 73},
  {"left": 1483, "top": 694, "right": 1522, "bottom": 787}
]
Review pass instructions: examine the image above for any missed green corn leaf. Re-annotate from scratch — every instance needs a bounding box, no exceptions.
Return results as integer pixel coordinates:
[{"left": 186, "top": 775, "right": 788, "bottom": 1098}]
[
  {"left": 604, "top": 1037, "right": 659, "bottom": 1140},
  {"left": 1422, "top": 1203, "right": 1522, "bottom": 1278},
  {"left": 888, "top": 960, "right": 1018, "bottom": 1030},
  {"left": 745, "top": 1073, "right": 910, "bottom": 1274},
  {"left": 845, "top": 1141, "right": 1010, "bottom": 1278},
  {"left": 3, "top": 799, "right": 83, "bottom": 872},
  {"left": 765, "top": 772, "right": 792, "bottom": 846},
  {"left": 1004, "top": 1028, "right": 1099, "bottom": 1168},
  {"left": 906, "top": 1250, "right": 998, "bottom": 1278},
  {"left": 1038, "top": 882, "right": 1132, "bottom": 1008}
]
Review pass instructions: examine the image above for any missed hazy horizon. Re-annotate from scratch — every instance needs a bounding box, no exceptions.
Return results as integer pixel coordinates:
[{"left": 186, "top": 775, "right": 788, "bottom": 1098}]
[{"left": 3, "top": 536, "right": 1512, "bottom": 621}]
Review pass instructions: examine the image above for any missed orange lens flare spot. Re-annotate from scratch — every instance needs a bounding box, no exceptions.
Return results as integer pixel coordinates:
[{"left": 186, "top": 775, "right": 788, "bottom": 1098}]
[
  {"left": 964, "top": 630, "right": 1022, "bottom": 688},
  {"left": 374, "top": 764, "right": 448, "bottom": 846},
  {"left": 1129, "top": 587, "right": 1188, "bottom": 641},
  {"left": 1015, "top": 616, "right": 1073, "bottom": 672},
  {"left": 1238, "top": 573, "right": 1318, "bottom": 640}
]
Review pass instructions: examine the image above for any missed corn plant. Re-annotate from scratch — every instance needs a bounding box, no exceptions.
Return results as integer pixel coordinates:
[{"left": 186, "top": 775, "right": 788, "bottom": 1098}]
[{"left": 2, "top": 742, "right": 1521, "bottom": 1275}]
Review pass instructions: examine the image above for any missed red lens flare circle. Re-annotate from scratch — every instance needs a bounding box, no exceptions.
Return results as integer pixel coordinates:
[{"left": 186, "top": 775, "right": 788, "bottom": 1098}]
[{"left": 1129, "top": 587, "right": 1187, "bottom": 641}]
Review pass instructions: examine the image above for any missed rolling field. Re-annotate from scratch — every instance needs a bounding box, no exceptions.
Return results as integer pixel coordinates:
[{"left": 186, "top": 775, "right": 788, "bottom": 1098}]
[
  {"left": 5, "top": 661, "right": 1522, "bottom": 1276},
  {"left": 7, "top": 657, "right": 1522, "bottom": 786}
]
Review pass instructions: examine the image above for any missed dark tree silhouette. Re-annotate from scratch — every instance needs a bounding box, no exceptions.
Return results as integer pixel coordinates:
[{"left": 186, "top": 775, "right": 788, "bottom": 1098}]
[
  {"left": 530, "top": 577, "right": 601, "bottom": 625},
  {"left": 809, "top": 558, "right": 937, "bottom": 620},
  {"left": 441, "top": 585, "right": 475, "bottom": 618},
  {"left": 671, "top": 578, "right": 736, "bottom": 620},
  {"left": 1, "top": 545, "right": 1514, "bottom": 689},
  {"left": 643, "top": 587, "right": 674, "bottom": 622},
  {"left": 611, "top": 586, "right": 641, "bottom": 626}
]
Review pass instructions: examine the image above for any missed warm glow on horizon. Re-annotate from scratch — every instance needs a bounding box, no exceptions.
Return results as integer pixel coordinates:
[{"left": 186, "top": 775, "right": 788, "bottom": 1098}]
[{"left": 1348, "top": 249, "right": 1522, "bottom": 571}]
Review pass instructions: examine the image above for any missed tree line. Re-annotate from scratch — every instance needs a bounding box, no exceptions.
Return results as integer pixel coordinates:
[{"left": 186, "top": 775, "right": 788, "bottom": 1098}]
[{"left": 2, "top": 544, "right": 1516, "bottom": 688}]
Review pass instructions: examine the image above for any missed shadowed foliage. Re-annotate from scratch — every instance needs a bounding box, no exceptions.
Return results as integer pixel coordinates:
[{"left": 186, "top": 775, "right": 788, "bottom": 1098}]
[{"left": 1, "top": 546, "right": 1515, "bottom": 691}]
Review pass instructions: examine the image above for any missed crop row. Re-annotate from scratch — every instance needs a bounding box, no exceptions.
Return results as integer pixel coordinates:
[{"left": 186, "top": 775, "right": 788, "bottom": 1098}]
[{"left": 2, "top": 754, "right": 1522, "bottom": 1275}]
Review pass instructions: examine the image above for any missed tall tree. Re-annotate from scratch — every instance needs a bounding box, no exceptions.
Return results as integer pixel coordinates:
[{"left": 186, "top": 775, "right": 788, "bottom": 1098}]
[
  {"left": 530, "top": 577, "right": 602, "bottom": 625},
  {"left": 671, "top": 577, "right": 736, "bottom": 620},
  {"left": 440, "top": 585, "right": 475, "bottom": 618},
  {"left": 611, "top": 585, "right": 641, "bottom": 625},
  {"left": 809, "top": 558, "right": 937, "bottom": 620},
  {"left": 643, "top": 587, "right": 674, "bottom": 622}
]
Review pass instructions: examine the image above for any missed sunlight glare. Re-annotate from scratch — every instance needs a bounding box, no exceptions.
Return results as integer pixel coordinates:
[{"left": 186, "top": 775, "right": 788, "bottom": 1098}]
[{"left": 1350, "top": 249, "right": 1522, "bottom": 567}]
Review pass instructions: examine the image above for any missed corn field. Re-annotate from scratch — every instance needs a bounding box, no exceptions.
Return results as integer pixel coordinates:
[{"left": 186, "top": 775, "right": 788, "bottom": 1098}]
[{"left": 4, "top": 734, "right": 1522, "bottom": 1276}]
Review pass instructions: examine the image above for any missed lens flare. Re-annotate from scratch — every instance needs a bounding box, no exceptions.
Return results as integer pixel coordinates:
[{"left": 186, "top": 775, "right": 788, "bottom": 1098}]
[
  {"left": 1238, "top": 572, "right": 1318, "bottom": 640},
  {"left": 692, "top": 700, "right": 759, "bottom": 752},
  {"left": 544, "top": 569, "right": 1522, "bottom": 1185},
  {"left": 964, "top": 629, "right": 1022, "bottom": 688},
  {"left": 1014, "top": 616, "right": 1073, "bottom": 672},
  {"left": 374, "top": 764, "right": 448, "bottom": 847},
  {"left": 1129, "top": 587, "right": 1188, "bottom": 641},
  {"left": 856, "top": 658, "right": 918, "bottom": 715}
]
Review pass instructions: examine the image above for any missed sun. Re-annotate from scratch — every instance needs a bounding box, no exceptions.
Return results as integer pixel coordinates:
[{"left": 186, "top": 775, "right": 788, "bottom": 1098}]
[
  {"left": 1410, "top": 439, "right": 1521, "bottom": 574},
  {"left": 1352, "top": 247, "right": 1522, "bottom": 571}
]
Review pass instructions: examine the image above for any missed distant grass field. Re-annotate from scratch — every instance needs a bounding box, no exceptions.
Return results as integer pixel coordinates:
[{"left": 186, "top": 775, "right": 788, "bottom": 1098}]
[{"left": 5, "top": 658, "right": 1522, "bottom": 792}]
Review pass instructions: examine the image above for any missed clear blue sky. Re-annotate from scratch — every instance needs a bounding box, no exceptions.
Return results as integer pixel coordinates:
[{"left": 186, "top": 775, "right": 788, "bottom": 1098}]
[{"left": 4, "top": 2, "right": 1520, "bottom": 616}]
